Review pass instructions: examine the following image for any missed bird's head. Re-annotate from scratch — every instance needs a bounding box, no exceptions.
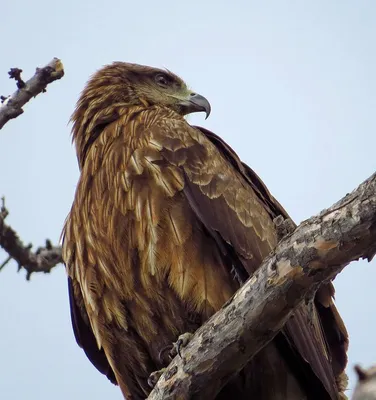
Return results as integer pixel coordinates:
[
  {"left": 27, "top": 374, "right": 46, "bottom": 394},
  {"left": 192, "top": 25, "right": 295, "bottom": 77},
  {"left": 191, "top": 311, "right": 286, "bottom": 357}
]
[{"left": 71, "top": 62, "right": 211, "bottom": 167}]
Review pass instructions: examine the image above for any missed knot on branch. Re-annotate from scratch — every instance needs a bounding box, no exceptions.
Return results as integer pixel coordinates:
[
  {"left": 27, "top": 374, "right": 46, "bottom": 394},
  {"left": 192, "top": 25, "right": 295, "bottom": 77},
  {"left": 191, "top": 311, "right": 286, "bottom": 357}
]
[{"left": 8, "top": 68, "right": 25, "bottom": 89}]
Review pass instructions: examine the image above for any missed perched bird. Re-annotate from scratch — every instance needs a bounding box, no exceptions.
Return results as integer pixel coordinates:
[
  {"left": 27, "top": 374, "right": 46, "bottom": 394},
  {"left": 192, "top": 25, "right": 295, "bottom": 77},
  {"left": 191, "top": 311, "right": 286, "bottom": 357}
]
[{"left": 62, "top": 62, "right": 348, "bottom": 399}]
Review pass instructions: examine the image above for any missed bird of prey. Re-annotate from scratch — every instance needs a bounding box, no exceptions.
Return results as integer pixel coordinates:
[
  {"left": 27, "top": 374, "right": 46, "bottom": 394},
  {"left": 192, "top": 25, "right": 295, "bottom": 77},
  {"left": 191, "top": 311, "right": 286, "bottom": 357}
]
[{"left": 62, "top": 62, "right": 348, "bottom": 399}]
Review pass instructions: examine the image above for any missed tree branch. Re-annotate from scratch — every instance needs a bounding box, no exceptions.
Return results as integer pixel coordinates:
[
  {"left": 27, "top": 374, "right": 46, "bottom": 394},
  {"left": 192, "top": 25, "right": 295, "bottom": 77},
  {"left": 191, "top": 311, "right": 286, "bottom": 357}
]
[
  {"left": 0, "top": 57, "right": 64, "bottom": 129},
  {"left": 148, "top": 172, "right": 376, "bottom": 400},
  {"left": 352, "top": 365, "right": 376, "bottom": 400},
  {"left": 0, "top": 198, "right": 62, "bottom": 280}
]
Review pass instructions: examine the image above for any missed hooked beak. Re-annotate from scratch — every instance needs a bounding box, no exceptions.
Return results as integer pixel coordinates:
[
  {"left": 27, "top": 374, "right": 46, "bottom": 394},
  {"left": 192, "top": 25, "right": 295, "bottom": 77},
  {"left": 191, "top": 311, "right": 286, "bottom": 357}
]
[{"left": 177, "top": 93, "right": 211, "bottom": 119}]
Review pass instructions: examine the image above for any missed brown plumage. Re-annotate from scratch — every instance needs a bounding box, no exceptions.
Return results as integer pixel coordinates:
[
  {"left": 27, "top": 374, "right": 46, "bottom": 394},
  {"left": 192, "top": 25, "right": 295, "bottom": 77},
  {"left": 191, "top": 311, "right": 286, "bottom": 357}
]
[{"left": 62, "top": 62, "right": 349, "bottom": 399}]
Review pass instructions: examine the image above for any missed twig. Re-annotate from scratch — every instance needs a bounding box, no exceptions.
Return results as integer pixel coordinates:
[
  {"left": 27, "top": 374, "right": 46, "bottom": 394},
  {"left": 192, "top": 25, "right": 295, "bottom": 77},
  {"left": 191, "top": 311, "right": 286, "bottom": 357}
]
[
  {"left": 148, "top": 171, "right": 376, "bottom": 400},
  {"left": 0, "top": 58, "right": 64, "bottom": 129},
  {"left": 0, "top": 255, "right": 12, "bottom": 271},
  {"left": 0, "top": 198, "right": 62, "bottom": 280}
]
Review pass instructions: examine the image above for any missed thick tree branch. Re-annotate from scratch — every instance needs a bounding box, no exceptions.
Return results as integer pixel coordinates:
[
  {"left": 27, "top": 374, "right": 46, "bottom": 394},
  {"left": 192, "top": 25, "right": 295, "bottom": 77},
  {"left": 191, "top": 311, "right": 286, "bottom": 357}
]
[
  {"left": 352, "top": 365, "right": 376, "bottom": 400},
  {"left": 0, "top": 198, "right": 62, "bottom": 280},
  {"left": 148, "top": 172, "right": 376, "bottom": 400},
  {"left": 0, "top": 58, "right": 64, "bottom": 129}
]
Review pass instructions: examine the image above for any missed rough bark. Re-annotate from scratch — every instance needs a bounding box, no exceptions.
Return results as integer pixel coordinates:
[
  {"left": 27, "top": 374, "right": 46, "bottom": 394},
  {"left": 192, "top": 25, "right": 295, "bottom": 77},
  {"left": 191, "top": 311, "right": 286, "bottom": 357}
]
[
  {"left": 0, "top": 58, "right": 64, "bottom": 129},
  {"left": 147, "top": 172, "right": 376, "bottom": 400},
  {"left": 0, "top": 198, "right": 62, "bottom": 279},
  {"left": 352, "top": 365, "right": 376, "bottom": 400}
]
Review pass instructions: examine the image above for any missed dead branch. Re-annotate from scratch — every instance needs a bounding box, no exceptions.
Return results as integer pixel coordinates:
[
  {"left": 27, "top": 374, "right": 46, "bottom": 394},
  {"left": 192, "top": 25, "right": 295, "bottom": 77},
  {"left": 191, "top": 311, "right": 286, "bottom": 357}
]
[
  {"left": 147, "top": 172, "right": 376, "bottom": 400},
  {"left": 0, "top": 58, "right": 64, "bottom": 129},
  {"left": 352, "top": 365, "right": 376, "bottom": 400},
  {"left": 0, "top": 198, "right": 62, "bottom": 280}
]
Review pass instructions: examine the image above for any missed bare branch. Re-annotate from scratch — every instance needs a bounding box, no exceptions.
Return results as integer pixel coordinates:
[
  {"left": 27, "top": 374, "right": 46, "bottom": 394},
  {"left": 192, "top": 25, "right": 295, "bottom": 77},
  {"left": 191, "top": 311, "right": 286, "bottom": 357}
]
[
  {"left": 352, "top": 365, "right": 376, "bottom": 400},
  {"left": 0, "top": 58, "right": 64, "bottom": 129},
  {"left": 0, "top": 198, "right": 62, "bottom": 280},
  {"left": 148, "top": 172, "right": 376, "bottom": 400}
]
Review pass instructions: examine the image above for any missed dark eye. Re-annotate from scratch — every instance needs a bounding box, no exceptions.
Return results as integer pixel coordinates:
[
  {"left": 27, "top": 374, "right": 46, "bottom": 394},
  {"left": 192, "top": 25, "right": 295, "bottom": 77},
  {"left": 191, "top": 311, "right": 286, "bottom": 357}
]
[{"left": 155, "top": 74, "right": 170, "bottom": 87}]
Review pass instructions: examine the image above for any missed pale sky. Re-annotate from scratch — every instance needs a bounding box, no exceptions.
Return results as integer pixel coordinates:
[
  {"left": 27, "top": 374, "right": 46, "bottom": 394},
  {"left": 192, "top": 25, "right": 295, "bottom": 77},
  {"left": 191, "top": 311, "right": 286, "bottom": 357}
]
[{"left": 1, "top": 1, "right": 375, "bottom": 399}]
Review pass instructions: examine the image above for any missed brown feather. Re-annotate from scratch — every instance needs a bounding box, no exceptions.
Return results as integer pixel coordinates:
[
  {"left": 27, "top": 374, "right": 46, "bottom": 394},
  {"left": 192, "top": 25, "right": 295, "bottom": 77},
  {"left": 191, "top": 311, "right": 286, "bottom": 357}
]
[{"left": 62, "top": 62, "right": 348, "bottom": 400}]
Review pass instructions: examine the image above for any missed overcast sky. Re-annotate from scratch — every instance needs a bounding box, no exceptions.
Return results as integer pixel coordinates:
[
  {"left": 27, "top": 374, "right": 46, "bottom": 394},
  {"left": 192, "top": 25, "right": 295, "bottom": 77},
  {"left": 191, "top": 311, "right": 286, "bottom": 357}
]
[{"left": 1, "top": 1, "right": 375, "bottom": 399}]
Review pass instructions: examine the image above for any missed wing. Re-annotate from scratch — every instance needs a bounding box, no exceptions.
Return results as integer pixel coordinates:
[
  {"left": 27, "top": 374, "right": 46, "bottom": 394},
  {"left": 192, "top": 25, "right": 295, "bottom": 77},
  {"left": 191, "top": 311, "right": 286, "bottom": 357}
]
[
  {"left": 198, "top": 126, "right": 349, "bottom": 390},
  {"left": 68, "top": 276, "right": 117, "bottom": 385},
  {"left": 152, "top": 121, "right": 347, "bottom": 399},
  {"left": 198, "top": 126, "right": 349, "bottom": 394}
]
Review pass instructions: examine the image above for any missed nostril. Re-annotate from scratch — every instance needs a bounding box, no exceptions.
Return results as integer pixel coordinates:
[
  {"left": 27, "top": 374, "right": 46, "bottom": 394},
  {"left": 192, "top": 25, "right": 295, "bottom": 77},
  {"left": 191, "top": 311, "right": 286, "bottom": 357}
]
[{"left": 190, "top": 92, "right": 196, "bottom": 97}]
